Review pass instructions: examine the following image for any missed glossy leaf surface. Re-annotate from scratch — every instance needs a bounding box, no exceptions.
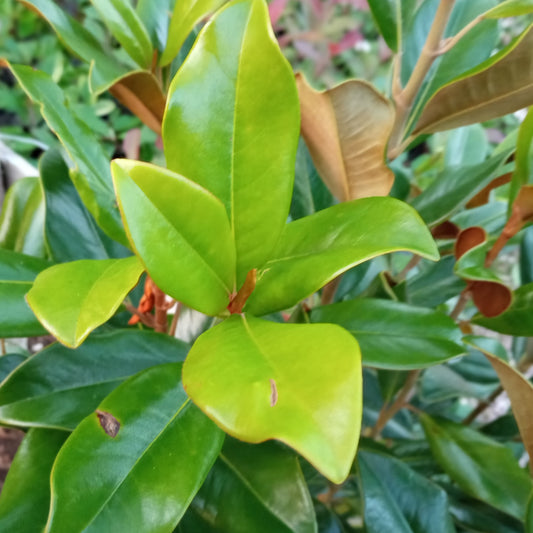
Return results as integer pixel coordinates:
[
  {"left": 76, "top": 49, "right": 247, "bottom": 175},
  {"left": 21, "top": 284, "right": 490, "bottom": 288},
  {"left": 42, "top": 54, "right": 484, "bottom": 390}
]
[
  {"left": 0, "top": 249, "right": 49, "bottom": 337},
  {"left": 40, "top": 149, "right": 126, "bottom": 262},
  {"left": 0, "top": 330, "right": 188, "bottom": 429},
  {"left": 297, "top": 74, "right": 395, "bottom": 202},
  {"left": 163, "top": 0, "right": 300, "bottom": 285},
  {"left": 509, "top": 108, "right": 533, "bottom": 205},
  {"left": 414, "top": 24, "right": 533, "bottom": 134},
  {"left": 367, "top": 0, "right": 416, "bottom": 52},
  {"left": 90, "top": 0, "right": 153, "bottom": 68},
  {"left": 0, "top": 177, "right": 45, "bottom": 258},
  {"left": 246, "top": 197, "right": 438, "bottom": 316},
  {"left": 358, "top": 450, "right": 456, "bottom": 533},
  {"left": 484, "top": 0, "right": 533, "bottom": 17},
  {"left": 466, "top": 338, "right": 533, "bottom": 474},
  {"left": 421, "top": 414, "right": 532, "bottom": 519},
  {"left": 8, "top": 63, "right": 128, "bottom": 246},
  {"left": 183, "top": 314, "right": 362, "bottom": 484},
  {"left": 311, "top": 299, "right": 464, "bottom": 369},
  {"left": 19, "top": 0, "right": 129, "bottom": 93},
  {"left": 160, "top": 0, "right": 227, "bottom": 65},
  {"left": 136, "top": 0, "right": 174, "bottom": 50},
  {"left": 112, "top": 160, "right": 235, "bottom": 315},
  {"left": 27, "top": 256, "right": 144, "bottom": 347},
  {"left": 0, "top": 429, "right": 67, "bottom": 533},
  {"left": 47, "top": 363, "right": 224, "bottom": 533},
  {"left": 185, "top": 439, "right": 317, "bottom": 533}
]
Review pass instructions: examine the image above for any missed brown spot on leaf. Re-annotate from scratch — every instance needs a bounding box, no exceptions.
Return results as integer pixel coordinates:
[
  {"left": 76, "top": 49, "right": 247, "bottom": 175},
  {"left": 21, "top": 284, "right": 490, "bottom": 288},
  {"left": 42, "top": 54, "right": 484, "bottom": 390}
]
[
  {"left": 432, "top": 221, "right": 460, "bottom": 240},
  {"left": 96, "top": 410, "right": 120, "bottom": 438},
  {"left": 270, "top": 379, "right": 278, "bottom": 407}
]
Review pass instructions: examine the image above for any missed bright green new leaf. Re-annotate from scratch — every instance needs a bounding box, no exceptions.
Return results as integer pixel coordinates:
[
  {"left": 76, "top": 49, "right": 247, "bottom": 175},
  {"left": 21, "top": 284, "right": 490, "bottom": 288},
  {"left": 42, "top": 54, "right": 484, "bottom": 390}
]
[
  {"left": 0, "top": 249, "right": 50, "bottom": 337},
  {"left": 0, "top": 429, "right": 68, "bottom": 533},
  {"left": 136, "top": 0, "right": 175, "bottom": 51},
  {"left": 0, "top": 176, "right": 45, "bottom": 258},
  {"left": 163, "top": 0, "right": 300, "bottom": 285},
  {"left": 358, "top": 450, "right": 456, "bottom": 533},
  {"left": 8, "top": 64, "right": 128, "bottom": 246},
  {"left": 26, "top": 256, "right": 144, "bottom": 348},
  {"left": 454, "top": 240, "right": 504, "bottom": 284},
  {"left": 421, "top": 414, "right": 532, "bottom": 519},
  {"left": 18, "top": 0, "right": 130, "bottom": 93},
  {"left": 160, "top": 0, "right": 227, "bottom": 65},
  {"left": 411, "top": 151, "right": 511, "bottom": 226},
  {"left": 484, "top": 0, "right": 533, "bottom": 18},
  {"left": 311, "top": 299, "right": 464, "bottom": 369},
  {"left": 245, "top": 197, "right": 438, "bottom": 316},
  {"left": 183, "top": 439, "right": 317, "bottom": 533},
  {"left": 367, "top": 0, "right": 416, "bottom": 52},
  {"left": 473, "top": 282, "right": 533, "bottom": 335},
  {"left": 47, "top": 363, "right": 223, "bottom": 533},
  {"left": 90, "top": 0, "right": 153, "bottom": 68},
  {"left": 40, "top": 149, "right": 128, "bottom": 262},
  {"left": 183, "top": 314, "right": 362, "bottom": 484},
  {"left": 0, "top": 330, "right": 188, "bottom": 429},
  {"left": 111, "top": 160, "right": 235, "bottom": 315},
  {"left": 414, "top": 24, "right": 533, "bottom": 134}
]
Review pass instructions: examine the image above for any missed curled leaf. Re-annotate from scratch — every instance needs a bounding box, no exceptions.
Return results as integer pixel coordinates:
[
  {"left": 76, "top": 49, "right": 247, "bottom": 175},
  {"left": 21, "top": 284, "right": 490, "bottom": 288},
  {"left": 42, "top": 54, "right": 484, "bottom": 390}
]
[
  {"left": 296, "top": 73, "right": 395, "bottom": 201},
  {"left": 454, "top": 227, "right": 487, "bottom": 260}
]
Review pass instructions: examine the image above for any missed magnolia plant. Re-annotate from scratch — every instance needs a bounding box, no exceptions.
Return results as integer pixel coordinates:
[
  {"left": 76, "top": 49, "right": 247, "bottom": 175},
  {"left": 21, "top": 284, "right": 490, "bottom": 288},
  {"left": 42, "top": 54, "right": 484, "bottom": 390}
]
[{"left": 1, "top": 0, "right": 533, "bottom": 531}]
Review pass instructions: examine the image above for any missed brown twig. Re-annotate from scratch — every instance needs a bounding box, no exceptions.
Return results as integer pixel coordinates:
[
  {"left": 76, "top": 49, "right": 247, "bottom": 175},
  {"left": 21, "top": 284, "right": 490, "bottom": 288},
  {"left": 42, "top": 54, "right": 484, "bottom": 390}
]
[
  {"left": 450, "top": 287, "right": 472, "bottom": 321},
  {"left": 321, "top": 276, "right": 342, "bottom": 306},
  {"left": 462, "top": 385, "right": 503, "bottom": 425},
  {"left": 0, "top": 339, "right": 5, "bottom": 356},
  {"left": 169, "top": 302, "right": 183, "bottom": 337},
  {"left": 124, "top": 302, "right": 155, "bottom": 328},
  {"left": 153, "top": 284, "right": 168, "bottom": 334},
  {"left": 396, "top": 255, "right": 422, "bottom": 282}
]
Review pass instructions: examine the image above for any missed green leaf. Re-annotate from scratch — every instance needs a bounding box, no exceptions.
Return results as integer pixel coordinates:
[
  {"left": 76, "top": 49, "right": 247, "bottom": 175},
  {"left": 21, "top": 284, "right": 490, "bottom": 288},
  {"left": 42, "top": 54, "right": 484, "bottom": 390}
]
[
  {"left": 0, "top": 249, "right": 50, "bottom": 337},
  {"left": 367, "top": 0, "right": 416, "bottom": 52},
  {"left": 245, "top": 197, "right": 438, "bottom": 316},
  {"left": 509, "top": 107, "right": 533, "bottom": 206},
  {"left": 527, "top": 492, "right": 533, "bottom": 532},
  {"left": 0, "top": 429, "right": 68, "bottom": 533},
  {"left": 414, "top": 24, "right": 533, "bottom": 134},
  {"left": 18, "top": 0, "right": 130, "bottom": 93},
  {"left": 484, "top": 0, "right": 533, "bottom": 18},
  {"left": 444, "top": 125, "right": 489, "bottom": 169},
  {"left": 184, "top": 439, "right": 317, "bottom": 533},
  {"left": 160, "top": 0, "right": 227, "bottom": 65},
  {"left": 0, "top": 177, "right": 45, "bottom": 258},
  {"left": 40, "top": 149, "right": 128, "bottom": 261},
  {"left": 47, "top": 363, "right": 223, "bottom": 533},
  {"left": 0, "top": 330, "right": 188, "bottom": 429},
  {"left": 0, "top": 353, "right": 27, "bottom": 382},
  {"left": 136, "top": 0, "right": 175, "bottom": 51},
  {"left": 163, "top": 0, "right": 300, "bottom": 285},
  {"left": 111, "top": 160, "right": 235, "bottom": 315},
  {"left": 26, "top": 256, "right": 144, "bottom": 348},
  {"left": 311, "top": 299, "right": 464, "bottom": 369},
  {"left": 90, "top": 0, "right": 153, "bottom": 68},
  {"left": 358, "top": 450, "right": 456, "bottom": 533},
  {"left": 421, "top": 414, "right": 532, "bottom": 519},
  {"left": 473, "top": 282, "right": 533, "bottom": 336},
  {"left": 411, "top": 150, "right": 510, "bottom": 226},
  {"left": 183, "top": 314, "right": 362, "bottom": 484},
  {"left": 8, "top": 63, "right": 128, "bottom": 246}
]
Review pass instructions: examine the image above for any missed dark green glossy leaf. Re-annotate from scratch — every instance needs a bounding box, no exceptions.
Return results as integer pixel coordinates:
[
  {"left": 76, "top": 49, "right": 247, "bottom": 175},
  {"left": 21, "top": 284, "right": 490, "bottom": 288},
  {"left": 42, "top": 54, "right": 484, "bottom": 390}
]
[
  {"left": 311, "top": 299, "right": 463, "bottom": 369},
  {"left": 8, "top": 63, "right": 128, "bottom": 246},
  {"left": 509, "top": 107, "right": 533, "bottom": 205},
  {"left": 411, "top": 151, "right": 511, "bottom": 226},
  {"left": 0, "top": 177, "right": 45, "bottom": 258},
  {"left": 18, "top": 0, "right": 130, "bottom": 93},
  {"left": 90, "top": 0, "right": 153, "bottom": 68},
  {"left": 160, "top": 0, "right": 227, "bottom": 65},
  {"left": 163, "top": 0, "right": 300, "bottom": 285},
  {"left": 527, "top": 492, "right": 533, "bottom": 532},
  {"left": 245, "top": 197, "right": 438, "bottom": 316},
  {"left": 0, "top": 249, "right": 50, "bottom": 337},
  {"left": 136, "top": 0, "right": 175, "bottom": 51},
  {"left": 0, "top": 330, "right": 188, "bottom": 430},
  {"left": 521, "top": 226, "right": 533, "bottom": 284},
  {"left": 358, "top": 450, "right": 456, "bottom": 533},
  {"left": 184, "top": 439, "right": 317, "bottom": 533},
  {"left": 0, "top": 428, "right": 68, "bottom": 533},
  {"left": 421, "top": 414, "right": 532, "bottom": 519},
  {"left": 111, "top": 160, "right": 235, "bottom": 316},
  {"left": 183, "top": 314, "right": 362, "bottom": 484},
  {"left": 367, "top": 0, "right": 416, "bottom": 52},
  {"left": 47, "top": 363, "right": 223, "bottom": 533},
  {"left": 40, "top": 149, "right": 128, "bottom": 262},
  {"left": 0, "top": 353, "right": 27, "bottom": 382},
  {"left": 27, "top": 257, "right": 144, "bottom": 347}
]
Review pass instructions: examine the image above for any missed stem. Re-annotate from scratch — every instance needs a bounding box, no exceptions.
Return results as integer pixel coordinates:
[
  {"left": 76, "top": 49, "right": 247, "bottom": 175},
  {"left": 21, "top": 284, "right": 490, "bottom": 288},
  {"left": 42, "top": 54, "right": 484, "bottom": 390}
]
[
  {"left": 169, "top": 302, "right": 183, "bottom": 337},
  {"left": 153, "top": 284, "right": 168, "bottom": 334},
  {"left": 450, "top": 287, "right": 471, "bottom": 321},
  {"left": 370, "top": 369, "right": 421, "bottom": 438},
  {"left": 321, "top": 276, "right": 342, "bottom": 306},
  {"left": 0, "top": 339, "right": 5, "bottom": 356},
  {"left": 388, "top": 0, "right": 456, "bottom": 156},
  {"left": 124, "top": 302, "right": 155, "bottom": 328},
  {"left": 462, "top": 386, "right": 503, "bottom": 425},
  {"left": 438, "top": 14, "right": 483, "bottom": 55},
  {"left": 396, "top": 254, "right": 421, "bottom": 283}
]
